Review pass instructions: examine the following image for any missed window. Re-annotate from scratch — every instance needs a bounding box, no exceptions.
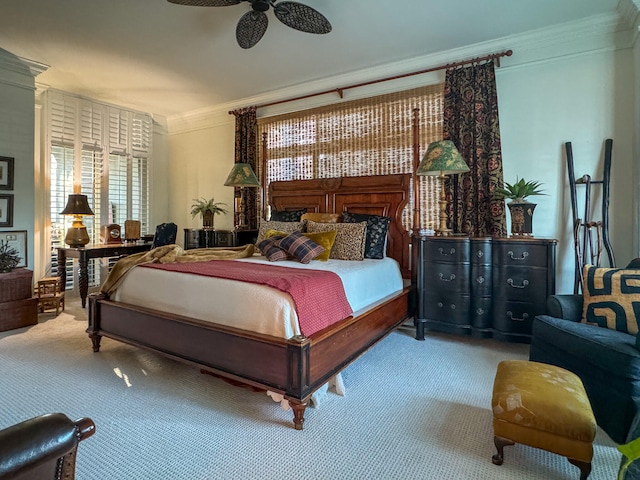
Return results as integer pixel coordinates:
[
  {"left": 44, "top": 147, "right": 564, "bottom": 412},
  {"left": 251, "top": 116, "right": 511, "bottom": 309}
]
[
  {"left": 45, "top": 91, "right": 152, "bottom": 289},
  {"left": 257, "top": 84, "right": 443, "bottom": 231}
]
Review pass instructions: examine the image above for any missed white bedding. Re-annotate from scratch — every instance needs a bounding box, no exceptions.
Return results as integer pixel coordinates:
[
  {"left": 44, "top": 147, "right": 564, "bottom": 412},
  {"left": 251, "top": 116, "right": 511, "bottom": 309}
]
[{"left": 112, "top": 255, "right": 404, "bottom": 339}]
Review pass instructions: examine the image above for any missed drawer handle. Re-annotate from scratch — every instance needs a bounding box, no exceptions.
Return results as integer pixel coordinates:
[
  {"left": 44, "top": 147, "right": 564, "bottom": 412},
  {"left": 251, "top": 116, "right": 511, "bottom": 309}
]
[
  {"left": 476, "top": 276, "right": 485, "bottom": 284},
  {"left": 508, "top": 250, "right": 529, "bottom": 260},
  {"left": 476, "top": 251, "right": 484, "bottom": 258},
  {"left": 438, "top": 248, "right": 456, "bottom": 256},
  {"left": 507, "top": 278, "right": 529, "bottom": 289},
  {"left": 438, "top": 273, "right": 456, "bottom": 282},
  {"left": 507, "top": 311, "right": 529, "bottom": 322},
  {"left": 437, "top": 302, "right": 443, "bottom": 308},
  {"left": 476, "top": 308, "right": 484, "bottom": 315}
]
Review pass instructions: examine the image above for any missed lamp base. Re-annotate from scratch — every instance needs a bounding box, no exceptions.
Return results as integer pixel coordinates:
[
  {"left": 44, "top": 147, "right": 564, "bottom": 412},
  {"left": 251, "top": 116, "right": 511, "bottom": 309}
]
[
  {"left": 65, "top": 226, "right": 90, "bottom": 248},
  {"left": 435, "top": 228, "right": 453, "bottom": 237}
]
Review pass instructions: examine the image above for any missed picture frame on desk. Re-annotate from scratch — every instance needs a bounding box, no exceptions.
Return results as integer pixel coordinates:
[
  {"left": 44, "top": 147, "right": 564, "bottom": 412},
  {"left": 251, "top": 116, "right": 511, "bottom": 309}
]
[
  {"left": 0, "top": 230, "right": 27, "bottom": 267},
  {"left": 0, "top": 195, "right": 13, "bottom": 227},
  {"left": 0, "top": 157, "right": 14, "bottom": 190}
]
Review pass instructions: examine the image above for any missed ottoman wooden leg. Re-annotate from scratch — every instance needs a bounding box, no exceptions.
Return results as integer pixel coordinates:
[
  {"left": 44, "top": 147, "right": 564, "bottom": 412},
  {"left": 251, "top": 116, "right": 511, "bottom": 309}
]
[
  {"left": 492, "top": 435, "right": 515, "bottom": 465},
  {"left": 568, "top": 458, "right": 592, "bottom": 480}
]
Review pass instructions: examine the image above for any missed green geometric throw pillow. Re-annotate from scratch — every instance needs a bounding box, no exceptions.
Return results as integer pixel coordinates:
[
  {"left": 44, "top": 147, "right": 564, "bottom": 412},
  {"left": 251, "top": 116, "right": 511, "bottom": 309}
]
[{"left": 582, "top": 265, "right": 640, "bottom": 335}]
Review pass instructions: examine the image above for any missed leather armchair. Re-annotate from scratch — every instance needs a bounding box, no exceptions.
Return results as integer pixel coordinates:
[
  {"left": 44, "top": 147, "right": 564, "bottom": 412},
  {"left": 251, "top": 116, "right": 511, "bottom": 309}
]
[
  {"left": 530, "top": 259, "right": 640, "bottom": 444},
  {"left": 0, "top": 413, "right": 95, "bottom": 480}
]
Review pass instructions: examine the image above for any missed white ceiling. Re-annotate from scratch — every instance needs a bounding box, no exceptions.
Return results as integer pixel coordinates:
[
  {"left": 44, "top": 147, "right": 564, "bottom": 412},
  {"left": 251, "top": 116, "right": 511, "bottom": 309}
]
[{"left": 0, "top": 0, "right": 622, "bottom": 118}]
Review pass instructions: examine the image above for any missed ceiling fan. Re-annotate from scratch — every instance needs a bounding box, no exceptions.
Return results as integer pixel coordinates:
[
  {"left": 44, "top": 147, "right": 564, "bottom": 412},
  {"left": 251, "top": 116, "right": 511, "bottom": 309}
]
[{"left": 167, "top": 0, "right": 332, "bottom": 49}]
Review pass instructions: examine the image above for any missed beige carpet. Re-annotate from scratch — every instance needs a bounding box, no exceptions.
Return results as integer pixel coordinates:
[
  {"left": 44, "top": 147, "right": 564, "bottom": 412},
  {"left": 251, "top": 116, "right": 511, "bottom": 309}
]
[{"left": 0, "top": 299, "right": 621, "bottom": 479}]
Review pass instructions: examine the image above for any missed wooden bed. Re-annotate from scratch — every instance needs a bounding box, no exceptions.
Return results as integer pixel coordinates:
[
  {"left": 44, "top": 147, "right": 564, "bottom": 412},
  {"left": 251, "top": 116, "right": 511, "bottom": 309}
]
[{"left": 87, "top": 173, "right": 412, "bottom": 429}]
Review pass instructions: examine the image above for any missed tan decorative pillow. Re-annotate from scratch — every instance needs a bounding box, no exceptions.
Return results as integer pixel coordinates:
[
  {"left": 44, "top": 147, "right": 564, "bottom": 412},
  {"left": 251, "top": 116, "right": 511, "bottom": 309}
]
[
  {"left": 306, "top": 220, "right": 366, "bottom": 261},
  {"left": 301, "top": 212, "right": 342, "bottom": 223},
  {"left": 256, "top": 219, "right": 304, "bottom": 244},
  {"left": 582, "top": 265, "right": 640, "bottom": 334}
]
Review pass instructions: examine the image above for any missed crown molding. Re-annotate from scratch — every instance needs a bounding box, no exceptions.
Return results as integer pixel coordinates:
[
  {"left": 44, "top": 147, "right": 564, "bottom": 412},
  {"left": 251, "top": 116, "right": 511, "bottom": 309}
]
[
  {"left": 0, "top": 50, "right": 48, "bottom": 91},
  {"left": 619, "top": 0, "right": 640, "bottom": 43},
  {"left": 167, "top": 10, "right": 634, "bottom": 134}
]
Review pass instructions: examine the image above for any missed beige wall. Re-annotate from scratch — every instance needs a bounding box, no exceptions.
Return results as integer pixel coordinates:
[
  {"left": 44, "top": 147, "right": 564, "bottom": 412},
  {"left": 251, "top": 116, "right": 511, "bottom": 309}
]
[{"left": 168, "top": 120, "right": 237, "bottom": 238}]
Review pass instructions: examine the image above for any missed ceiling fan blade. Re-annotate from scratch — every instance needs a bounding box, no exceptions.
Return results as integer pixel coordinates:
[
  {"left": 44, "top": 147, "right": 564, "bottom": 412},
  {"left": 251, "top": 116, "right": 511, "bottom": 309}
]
[
  {"left": 167, "top": 0, "right": 243, "bottom": 6},
  {"left": 273, "top": 1, "right": 331, "bottom": 34},
  {"left": 236, "top": 10, "right": 269, "bottom": 49}
]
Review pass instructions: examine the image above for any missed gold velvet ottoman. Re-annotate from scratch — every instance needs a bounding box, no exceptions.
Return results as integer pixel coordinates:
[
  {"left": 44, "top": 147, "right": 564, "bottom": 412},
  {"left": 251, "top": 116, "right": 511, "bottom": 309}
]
[{"left": 491, "top": 360, "right": 596, "bottom": 480}]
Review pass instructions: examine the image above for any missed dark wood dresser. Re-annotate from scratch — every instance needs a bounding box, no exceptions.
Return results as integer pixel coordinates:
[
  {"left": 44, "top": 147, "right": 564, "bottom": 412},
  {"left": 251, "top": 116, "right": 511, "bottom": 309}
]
[
  {"left": 415, "top": 235, "right": 557, "bottom": 343},
  {"left": 183, "top": 229, "right": 258, "bottom": 249}
]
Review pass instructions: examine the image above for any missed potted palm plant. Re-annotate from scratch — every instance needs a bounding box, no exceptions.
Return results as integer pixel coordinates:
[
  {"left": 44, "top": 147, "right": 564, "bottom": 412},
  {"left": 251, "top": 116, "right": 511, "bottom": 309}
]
[
  {"left": 190, "top": 197, "right": 228, "bottom": 230},
  {"left": 495, "top": 178, "right": 545, "bottom": 237}
]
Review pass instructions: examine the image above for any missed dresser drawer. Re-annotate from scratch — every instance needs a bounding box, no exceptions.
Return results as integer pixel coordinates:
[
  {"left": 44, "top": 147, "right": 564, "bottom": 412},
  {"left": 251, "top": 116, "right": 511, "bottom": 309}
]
[
  {"left": 470, "top": 297, "right": 492, "bottom": 330},
  {"left": 493, "top": 267, "right": 548, "bottom": 304},
  {"left": 492, "top": 301, "right": 546, "bottom": 336},
  {"left": 423, "top": 238, "right": 470, "bottom": 264},
  {"left": 471, "top": 264, "right": 492, "bottom": 297},
  {"left": 423, "top": 263, "right": 470, "bottom": 295},
  {"left": 492, "top": 241, "right": 549, "bottom": 268},
  {"left": 423, "top": 293, "right": 471, "bottom": 325}
]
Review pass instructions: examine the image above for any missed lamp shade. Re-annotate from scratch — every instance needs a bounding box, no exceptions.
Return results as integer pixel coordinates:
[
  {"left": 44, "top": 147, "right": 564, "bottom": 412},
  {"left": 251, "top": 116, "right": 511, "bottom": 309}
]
[
  {"left": 416, "top": 140, "right": 470, "bottom": 176},
  {"left": 224, "top": 163, "right": 260, "bottom": 187},
  {"left": 60, "top": 194, "right": 94, "bottom": 216}
]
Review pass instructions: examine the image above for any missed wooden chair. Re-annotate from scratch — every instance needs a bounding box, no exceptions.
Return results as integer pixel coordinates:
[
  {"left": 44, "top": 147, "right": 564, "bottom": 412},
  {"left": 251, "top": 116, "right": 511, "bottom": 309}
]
[{"left": 36, "top": 277, "right": 65, "bottom": 316}]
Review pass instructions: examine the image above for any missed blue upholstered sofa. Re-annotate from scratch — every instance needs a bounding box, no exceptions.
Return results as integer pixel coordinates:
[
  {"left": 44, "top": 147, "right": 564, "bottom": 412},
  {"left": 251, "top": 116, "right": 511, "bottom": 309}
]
[{"left": 529, "top": 259, "right": 640, "bottom": 445}]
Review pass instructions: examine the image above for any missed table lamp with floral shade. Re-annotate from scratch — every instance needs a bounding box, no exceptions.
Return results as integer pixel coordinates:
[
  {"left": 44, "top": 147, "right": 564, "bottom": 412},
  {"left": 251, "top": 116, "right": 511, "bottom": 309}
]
[{"left": 416, "top": 140, "right": 470, "bottom": 236}]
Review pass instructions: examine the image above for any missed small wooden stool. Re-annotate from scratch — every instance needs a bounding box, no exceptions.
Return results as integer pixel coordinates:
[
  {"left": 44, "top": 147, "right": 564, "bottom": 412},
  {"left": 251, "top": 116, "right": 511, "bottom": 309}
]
[
  {"left": 36, "top": 277, "right": 65, "bottom": 316},
  {"left": 491, "top": 360, "right": 596, "bottom": 480}
]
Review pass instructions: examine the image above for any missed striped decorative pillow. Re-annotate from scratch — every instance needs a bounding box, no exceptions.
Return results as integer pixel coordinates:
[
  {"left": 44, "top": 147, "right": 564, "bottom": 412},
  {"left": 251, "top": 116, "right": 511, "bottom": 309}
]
[{"left": 275, "top": 231, "right": 325, "bottom": 264}]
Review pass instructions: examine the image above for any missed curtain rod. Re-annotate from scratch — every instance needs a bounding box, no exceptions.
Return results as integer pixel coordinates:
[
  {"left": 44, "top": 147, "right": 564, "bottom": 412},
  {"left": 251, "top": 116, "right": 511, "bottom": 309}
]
[{"left": 241, "top": 49, "right": 512, "bottom": 112}]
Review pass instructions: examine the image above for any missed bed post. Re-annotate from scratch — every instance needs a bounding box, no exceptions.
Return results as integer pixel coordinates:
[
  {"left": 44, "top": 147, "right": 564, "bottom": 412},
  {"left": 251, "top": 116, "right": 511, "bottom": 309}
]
[
  {"left": 261, "top": 132, "right": 268, "bottom": 220},
  {"left": 87, "top": 292, "right": 106, "bottom": 352},
  {"left": 410, "top": 108, "right": 422, "bottom": 320}
]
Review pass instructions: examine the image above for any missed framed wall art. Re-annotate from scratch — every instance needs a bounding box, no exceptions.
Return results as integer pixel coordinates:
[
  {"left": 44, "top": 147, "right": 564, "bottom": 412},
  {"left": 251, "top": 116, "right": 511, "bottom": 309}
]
[
  {"left": 0, "top": 194, "right": 13, "bottom": 227},
  {"left": 0, "top": 230, "right": 27, "bottom": 267},
  {"left": 0, "top": 156, "right": 14, "bottom": 190}
]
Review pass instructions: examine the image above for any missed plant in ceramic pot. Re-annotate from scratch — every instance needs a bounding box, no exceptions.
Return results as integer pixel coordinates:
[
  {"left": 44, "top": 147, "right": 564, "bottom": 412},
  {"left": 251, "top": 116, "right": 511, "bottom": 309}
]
[
  {"left": 0, "top": 240, "right": 21, "bottom": 273},
  {"left": 495, "top": 178, "right": 545, "bottom": 237},
  {"left": 190, "top": 197, "right": 228, "bottom": 230}
]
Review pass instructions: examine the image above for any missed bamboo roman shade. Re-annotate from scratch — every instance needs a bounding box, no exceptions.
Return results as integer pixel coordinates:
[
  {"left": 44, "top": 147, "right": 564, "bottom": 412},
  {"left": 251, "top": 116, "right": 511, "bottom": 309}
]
[{"left": 257, "top": 84, "right": 444, "bottom": 231}]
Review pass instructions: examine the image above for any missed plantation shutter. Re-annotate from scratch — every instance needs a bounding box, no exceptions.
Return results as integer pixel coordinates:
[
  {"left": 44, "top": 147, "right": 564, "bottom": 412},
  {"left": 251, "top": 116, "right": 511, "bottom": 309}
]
[{"left": 45, "top": 91, "right": 152, "bottom": 289}]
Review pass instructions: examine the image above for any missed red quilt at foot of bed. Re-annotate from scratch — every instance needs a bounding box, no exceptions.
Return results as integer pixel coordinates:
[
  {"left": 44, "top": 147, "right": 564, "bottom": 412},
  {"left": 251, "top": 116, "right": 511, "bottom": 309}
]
[{"left": 141, "top": 260, "right": 353, "bottom": 337}]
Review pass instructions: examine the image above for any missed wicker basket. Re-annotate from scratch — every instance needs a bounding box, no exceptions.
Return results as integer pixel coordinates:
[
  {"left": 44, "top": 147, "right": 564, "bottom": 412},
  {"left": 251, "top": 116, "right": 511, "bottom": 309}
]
[
  {"left": 0, "top": 268, "right": 33, "bottom": 303},
  {"left": 0, "top": 297, "right": 38, "bottom": 332}
]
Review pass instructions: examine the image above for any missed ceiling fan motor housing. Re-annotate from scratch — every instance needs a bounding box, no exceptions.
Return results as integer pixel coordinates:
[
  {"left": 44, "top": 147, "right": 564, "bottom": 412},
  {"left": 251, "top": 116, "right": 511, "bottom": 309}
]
[{"left": 251, "top": 0, "right": 271, "bottom": 12}]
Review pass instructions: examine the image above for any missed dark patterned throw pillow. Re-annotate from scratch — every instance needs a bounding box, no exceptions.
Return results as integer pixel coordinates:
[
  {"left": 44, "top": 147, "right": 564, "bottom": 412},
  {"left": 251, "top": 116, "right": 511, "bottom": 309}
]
[
  {"left": 270, "top": 209, "right": 307, "bottom": 222},
  {"left": 257, "top": 234, "right": 289, "bottom": 262},
  {"left": 342, "top": 212, "right": 391, "bottom": 259},
  {"left": 275, "top": 231, "right": 325, "bottom": 264}
]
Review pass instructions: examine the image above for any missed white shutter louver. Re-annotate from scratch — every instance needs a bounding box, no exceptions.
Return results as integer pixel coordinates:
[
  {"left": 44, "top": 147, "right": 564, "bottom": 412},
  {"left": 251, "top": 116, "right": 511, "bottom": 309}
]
[{"left": 49, "top": 95, "right": 76, "bottom": 147}]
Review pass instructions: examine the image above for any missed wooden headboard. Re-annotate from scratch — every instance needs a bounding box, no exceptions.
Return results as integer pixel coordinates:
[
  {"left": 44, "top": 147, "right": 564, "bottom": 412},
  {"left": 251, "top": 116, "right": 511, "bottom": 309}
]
[{"left": 268, "top": 174, "right": 411, "bottom": 278}]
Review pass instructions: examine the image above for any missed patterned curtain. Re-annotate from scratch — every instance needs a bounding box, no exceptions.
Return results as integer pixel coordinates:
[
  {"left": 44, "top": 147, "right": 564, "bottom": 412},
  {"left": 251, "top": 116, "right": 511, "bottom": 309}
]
[
  {"left": 443, "top": 61, "right": 506, "bottom": 237},
  {"left": 231, "top": 106, "right": 258, "bottom": 229}
]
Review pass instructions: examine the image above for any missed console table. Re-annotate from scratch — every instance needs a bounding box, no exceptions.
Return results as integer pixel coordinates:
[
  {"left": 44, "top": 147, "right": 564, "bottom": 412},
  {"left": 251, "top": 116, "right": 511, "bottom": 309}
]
[
  {"left": 414, "top": 235, "right": 557, "bottom": 343},
  {"left": 57, "top": 243, "right": 153, "bottom": 308}
]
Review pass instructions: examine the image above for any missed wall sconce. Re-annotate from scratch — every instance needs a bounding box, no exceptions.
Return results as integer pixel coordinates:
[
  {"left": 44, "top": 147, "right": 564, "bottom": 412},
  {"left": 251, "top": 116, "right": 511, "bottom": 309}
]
[
  {"left": 416, "top": 140, "right": 470, "bottom": 236},
  {"left": 224, "top": 163, "right": 260, "bottom": 230},
  {"left": 60, "top": 194, "right": 94, "bottom": 247}
]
